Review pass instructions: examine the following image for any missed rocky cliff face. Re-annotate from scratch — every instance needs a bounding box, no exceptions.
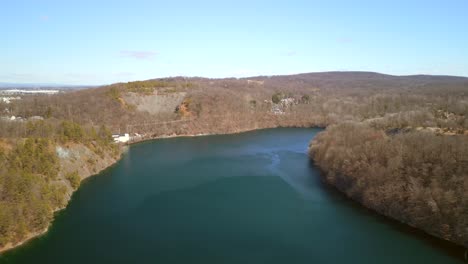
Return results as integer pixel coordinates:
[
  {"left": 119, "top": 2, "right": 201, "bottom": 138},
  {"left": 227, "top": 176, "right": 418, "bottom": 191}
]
[{"left": 56, "top": 143, "right": 122, "bottom": 199}]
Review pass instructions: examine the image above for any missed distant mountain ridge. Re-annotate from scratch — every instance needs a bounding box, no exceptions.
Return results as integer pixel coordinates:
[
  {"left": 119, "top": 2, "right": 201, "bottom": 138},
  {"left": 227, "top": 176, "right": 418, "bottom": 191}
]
[
  {"left": 248, "top": 71, "right": 468, "bottom": 81},
  {"left": 2, "top": 71, "right": 467, "bottom": 89}
]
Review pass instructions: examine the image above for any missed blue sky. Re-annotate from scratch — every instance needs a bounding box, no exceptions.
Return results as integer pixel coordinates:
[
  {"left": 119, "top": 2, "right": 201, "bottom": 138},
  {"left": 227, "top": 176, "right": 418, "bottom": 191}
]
[{"left": 1, "top": 0, "right": 468, "bottom": 85}]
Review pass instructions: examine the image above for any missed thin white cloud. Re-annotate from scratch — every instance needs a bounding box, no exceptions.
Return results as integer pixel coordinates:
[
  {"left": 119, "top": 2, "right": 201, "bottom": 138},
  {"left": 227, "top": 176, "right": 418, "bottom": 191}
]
[
  {"left": 120, "top": 50, "right": 158, "bottom": 60},
  {"left": 337, "top": 37, "right": 353, "bottom": 44}
]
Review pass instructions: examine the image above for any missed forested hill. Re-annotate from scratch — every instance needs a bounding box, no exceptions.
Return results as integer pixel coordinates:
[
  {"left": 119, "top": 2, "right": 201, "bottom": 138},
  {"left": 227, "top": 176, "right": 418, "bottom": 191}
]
[{"left": 2, "top": 71, "right": 467, "bottom": 139}]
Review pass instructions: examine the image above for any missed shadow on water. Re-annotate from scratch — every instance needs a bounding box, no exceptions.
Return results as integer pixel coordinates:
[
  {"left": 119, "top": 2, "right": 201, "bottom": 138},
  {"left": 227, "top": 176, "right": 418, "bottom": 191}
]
[{"left": 307, "top": 159, "right": 467, "bottom": 262}]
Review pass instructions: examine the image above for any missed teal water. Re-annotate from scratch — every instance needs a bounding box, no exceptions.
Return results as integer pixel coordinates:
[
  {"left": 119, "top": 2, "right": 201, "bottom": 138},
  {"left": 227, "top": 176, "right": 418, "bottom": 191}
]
[{"left": 0, "top": 128, "right": 464, "bottom": 263}]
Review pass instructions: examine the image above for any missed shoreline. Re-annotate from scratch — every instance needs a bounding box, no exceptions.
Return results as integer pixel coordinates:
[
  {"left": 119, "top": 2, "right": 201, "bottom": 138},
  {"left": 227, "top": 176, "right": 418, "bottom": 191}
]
[
  {"left": 128, "top": 127, "right": 266, "bottom": 145},
  {"left": 127, "top": 124, "right": 325, "bottom": 146},
  {"left": 312, "top": 165, "right": 468, "bottom": 259},
  {"left": 0, "top": 227, "right": 49, "bottom": 254},
  {"left": 308, "top": 131, "right": 468, "bottom": 255}
]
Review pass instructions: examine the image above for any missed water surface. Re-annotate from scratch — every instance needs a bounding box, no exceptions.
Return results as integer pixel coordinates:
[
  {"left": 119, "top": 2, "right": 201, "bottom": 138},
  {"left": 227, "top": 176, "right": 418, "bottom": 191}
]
[{"left": 0, "top": 128, "right": 463, "bottom": 263}]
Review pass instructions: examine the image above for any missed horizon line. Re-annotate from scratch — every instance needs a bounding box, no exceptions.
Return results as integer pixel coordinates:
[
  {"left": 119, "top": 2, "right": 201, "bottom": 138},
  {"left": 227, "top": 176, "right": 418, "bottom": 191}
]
[{"left": 2, "top": 70, "right": 468, "bottom": 87}]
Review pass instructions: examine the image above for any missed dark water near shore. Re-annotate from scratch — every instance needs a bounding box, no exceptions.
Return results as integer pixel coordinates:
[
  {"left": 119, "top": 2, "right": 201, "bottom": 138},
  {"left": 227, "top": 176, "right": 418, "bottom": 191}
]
[{"left": 0, "top": 128, "right": 464, "bottom": 263}]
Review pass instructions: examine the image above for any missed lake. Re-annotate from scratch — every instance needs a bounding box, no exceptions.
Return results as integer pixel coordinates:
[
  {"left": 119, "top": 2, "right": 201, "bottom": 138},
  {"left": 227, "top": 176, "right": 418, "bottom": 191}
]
[{"left": 0, "top": 128, "right": 463, "bottom": 263}]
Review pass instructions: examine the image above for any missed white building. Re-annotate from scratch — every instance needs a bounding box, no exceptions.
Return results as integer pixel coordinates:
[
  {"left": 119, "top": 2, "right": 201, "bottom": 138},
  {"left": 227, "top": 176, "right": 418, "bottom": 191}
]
[{"left": 112, "top": 133, "right": 130, "bottom": 143}]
